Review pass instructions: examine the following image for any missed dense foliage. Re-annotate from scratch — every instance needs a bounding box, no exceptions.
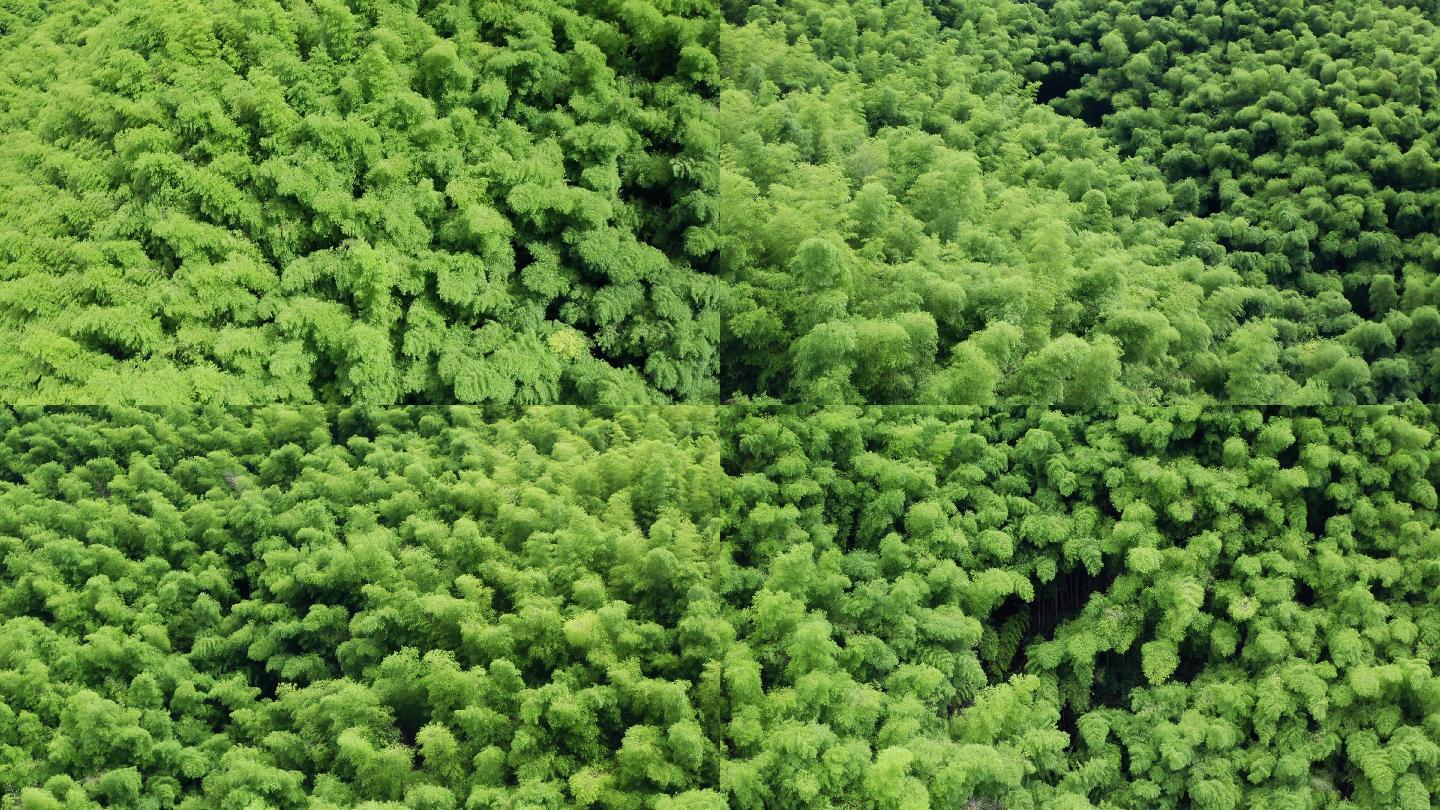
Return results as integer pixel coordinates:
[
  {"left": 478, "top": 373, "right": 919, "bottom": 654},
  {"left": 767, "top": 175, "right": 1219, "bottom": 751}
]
[
  {"left": 5, "top": 405, "right": 1440, "bottom": 808},
  {"left": 1013, "top": 0, "right": 1440, "bottom": 401},
  {"left": 726, "top": 404, "right": 1440, "bottom": 808},
  {"left": 721, "top": 0, "right": 1440, "bottom": 404},
  {"left": 721, "top": 0, "right": 1198, "bottom": 405},
  {"left": 0, "top": 406, "right": 728, "bottom": 808},
  {"left": 9, "top": 2, "right": 1440, "bottom": 804},
  {"left": 11, "top": 0, "right": 1440, "bottom": 404},
  {"left": 0, "top": 0, "right": 718, "bottom": 405}
]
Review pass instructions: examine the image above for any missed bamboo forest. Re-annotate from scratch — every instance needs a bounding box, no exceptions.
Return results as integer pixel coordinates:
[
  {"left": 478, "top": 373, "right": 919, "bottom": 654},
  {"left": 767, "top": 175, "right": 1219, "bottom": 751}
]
[{"left": 3, "top": 1, "right": 1440, "bottom": 809}]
